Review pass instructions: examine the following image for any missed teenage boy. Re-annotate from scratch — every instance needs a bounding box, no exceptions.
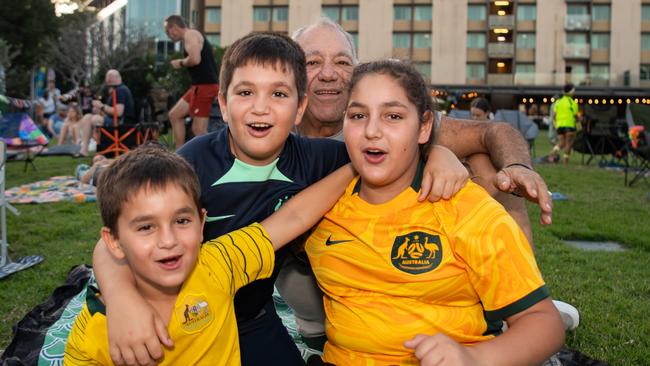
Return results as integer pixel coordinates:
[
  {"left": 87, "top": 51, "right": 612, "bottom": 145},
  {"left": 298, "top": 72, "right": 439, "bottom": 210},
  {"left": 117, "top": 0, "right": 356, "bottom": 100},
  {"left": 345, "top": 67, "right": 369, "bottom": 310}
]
[
  {"left": 94, "top": 32, "right": 470, "bottom": 366},
  {"left": 65, "top": 145, "right": 354, "bottom": 365}
]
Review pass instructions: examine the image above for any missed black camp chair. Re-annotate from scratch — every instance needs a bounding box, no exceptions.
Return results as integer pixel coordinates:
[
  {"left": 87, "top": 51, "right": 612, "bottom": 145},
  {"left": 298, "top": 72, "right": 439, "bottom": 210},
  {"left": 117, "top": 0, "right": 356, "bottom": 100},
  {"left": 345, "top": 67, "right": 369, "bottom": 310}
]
[
  {"left": 624, "top": 104, "right": 650, "bottom": 186},
  {"left": 573, "top": 104, "right": 627, "bottom": 166}
]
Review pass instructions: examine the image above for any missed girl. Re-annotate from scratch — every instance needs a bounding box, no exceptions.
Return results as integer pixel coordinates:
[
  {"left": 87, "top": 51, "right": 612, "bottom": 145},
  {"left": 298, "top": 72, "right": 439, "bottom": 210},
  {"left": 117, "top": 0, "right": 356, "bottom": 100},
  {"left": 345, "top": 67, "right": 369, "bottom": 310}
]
[
  {"left": 305, "top": 60, "right": 564, "bottom": 366},
  {"left": 58, "top": 104, "right": 82, "bottom": 146}
]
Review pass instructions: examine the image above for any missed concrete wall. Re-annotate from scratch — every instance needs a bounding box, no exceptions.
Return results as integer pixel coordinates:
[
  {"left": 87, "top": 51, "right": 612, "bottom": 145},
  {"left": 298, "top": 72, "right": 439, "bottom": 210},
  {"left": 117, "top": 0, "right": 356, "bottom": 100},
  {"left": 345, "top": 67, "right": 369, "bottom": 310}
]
[
  {"left": 431, "top": 0, "right": 467, "bottom": 84},
  {"left": 611, "top": 0, "right": 641, "bottom": 86},
  {"left": 289, "top": 0, "right": 322, "bottom": 36},
  {"left": 358, "top": 0, "right": 393, "bottom": 61},
  {"left": 535, "top": 0, "right": 565, "bottom": 85},
  {"left": 221, "top": 0, "right": 253, "bottom": 46}
]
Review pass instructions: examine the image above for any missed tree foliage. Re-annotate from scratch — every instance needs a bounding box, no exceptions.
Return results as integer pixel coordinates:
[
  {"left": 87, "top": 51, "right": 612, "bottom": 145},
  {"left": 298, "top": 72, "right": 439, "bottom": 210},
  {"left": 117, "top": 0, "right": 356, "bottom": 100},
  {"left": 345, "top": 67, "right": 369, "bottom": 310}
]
[{"left": 0, "top": 0, "right": 59, "bottom": 96}]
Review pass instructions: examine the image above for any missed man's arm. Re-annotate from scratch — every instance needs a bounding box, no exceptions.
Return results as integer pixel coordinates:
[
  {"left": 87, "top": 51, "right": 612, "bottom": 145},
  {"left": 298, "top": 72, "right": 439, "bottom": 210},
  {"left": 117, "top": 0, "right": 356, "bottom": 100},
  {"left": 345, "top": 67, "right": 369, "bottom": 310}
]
[
  {"left": 173, "top": 30, "right": 203, "bottom": 69},
  {"left": 262, "top": 164, "right": 355, "bottom": 250},
  {"left": 436, "top": 115, "right": 552, "bottom": 225}
]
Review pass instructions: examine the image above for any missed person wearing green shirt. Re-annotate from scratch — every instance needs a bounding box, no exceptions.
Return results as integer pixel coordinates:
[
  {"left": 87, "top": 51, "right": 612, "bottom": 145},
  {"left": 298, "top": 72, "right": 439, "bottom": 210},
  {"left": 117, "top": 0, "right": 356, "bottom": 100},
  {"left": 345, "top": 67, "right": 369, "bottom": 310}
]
[{"left": 553, "top": 83, "right": 579, "bottom": 164}]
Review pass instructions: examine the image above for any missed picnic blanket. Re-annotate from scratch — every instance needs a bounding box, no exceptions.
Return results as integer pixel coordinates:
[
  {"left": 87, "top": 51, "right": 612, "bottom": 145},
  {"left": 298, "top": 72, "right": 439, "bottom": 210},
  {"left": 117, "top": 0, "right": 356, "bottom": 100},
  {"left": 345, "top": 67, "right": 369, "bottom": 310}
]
[
  {"left": 5, "top": 176, "right": 96, "bottom": 204},
  {"left": 2, "top": 266, "right": 609, "bottom": 366}
]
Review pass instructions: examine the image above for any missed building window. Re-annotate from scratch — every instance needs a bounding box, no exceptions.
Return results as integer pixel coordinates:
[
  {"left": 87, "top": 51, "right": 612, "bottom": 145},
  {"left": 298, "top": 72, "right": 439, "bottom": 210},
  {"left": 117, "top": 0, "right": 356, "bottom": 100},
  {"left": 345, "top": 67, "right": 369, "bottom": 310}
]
[
  {"left": 206, "top": 7, "right": 221, "bottom": 24},
  {"left": 591, "top": 33, "right": 610, "bottom": 49},
  {"left": 466, "top": 63, "right": 486, "bottom": 79},
  {"left": 515, "top": 63, "right": 535, "bottom": 75},
  {"left": 394, "top": 5, "right": 411, "bottom": 21},
  {"left": 643, "top": 34, "right": 650, "bottom": 50},
  {"left": 517, "top": 5, "right": 536, "bottom": 21},
  {"left": 641, "top": 65, "right": 650, "bottom": 80},
  {"left": 592, "top": 5, "right": 610, "bottom": 22},
  {"left": 468, "top": 5, "right": 486, "bottom": 21},
  {"left": 323, "top": 6, "right": 358, "bottom": 23},
  {"left": 415, "top": 63, "right": 432, "bottom": 81},
  {"left": 322, "top": 6, "right": 340, "bottom": 22},
  {"left": 393, "top": 33, "right": 411, "bottom": 48},
  {"left": 414, "top": 33, "right": 432, "bottom": 48},
  {"left": 467, "top": 32, "right": 486, "bottom": 49},
  {"left": 567, "top": 4, "right": 588, "bottom": 16},
  {"left": 643, "top": 5, "right": 650, "bottom": 21},
  {"left": 591, "top": 64, "right": 609, "bottom": 80},
  {"left": 342, "top": 6, "right": 358, "bottom": 21},
  {"left": 414, "top": 5, "right": 432, "bottom": 21},
  {"left": 206, "top": 33, "right": 220, "bottom": 47},
  {"left": 253, "top": 7, "right": 271, "bottom": 22},
  {"left": 566, "top": 33, "right": 588, "bottom": 45},
  {"left": 272, "top": 7, "right": 288, "bottom": 22},
  {"left": 394, "top": 5, "right": 432, "bottom": 22},
  {"left": 516, "top": 33, "right": 535, "bottom": 49}
]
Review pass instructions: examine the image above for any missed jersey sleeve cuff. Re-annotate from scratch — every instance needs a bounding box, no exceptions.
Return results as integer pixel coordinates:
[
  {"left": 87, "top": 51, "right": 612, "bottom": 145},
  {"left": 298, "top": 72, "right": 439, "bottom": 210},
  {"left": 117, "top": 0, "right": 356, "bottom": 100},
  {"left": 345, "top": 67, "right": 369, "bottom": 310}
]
[{"left": 484, "top": 285, "right": 550, "bottom": 321}]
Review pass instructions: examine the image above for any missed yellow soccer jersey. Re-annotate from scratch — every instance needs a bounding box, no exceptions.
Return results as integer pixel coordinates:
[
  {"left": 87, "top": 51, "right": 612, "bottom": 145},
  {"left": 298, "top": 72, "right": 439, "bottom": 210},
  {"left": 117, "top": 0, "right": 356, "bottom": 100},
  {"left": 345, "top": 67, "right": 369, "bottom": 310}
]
[
  {"left": 64, "top": 223, "right": 274, "bottom": 366},
  {"left": 306, "top": 173, "right": 548, "bottom": 366}
]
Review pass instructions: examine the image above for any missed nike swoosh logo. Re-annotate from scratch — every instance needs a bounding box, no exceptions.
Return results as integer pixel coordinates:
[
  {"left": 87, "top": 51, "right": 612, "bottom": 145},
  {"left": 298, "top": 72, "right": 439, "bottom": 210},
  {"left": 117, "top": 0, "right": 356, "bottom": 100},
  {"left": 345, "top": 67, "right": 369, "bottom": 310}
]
[
  {"left": 325, "top": 235, "right": 353, "bottom": 246},
  {"left": 205, "top": 214, "right": 235, "bottom": 222}
]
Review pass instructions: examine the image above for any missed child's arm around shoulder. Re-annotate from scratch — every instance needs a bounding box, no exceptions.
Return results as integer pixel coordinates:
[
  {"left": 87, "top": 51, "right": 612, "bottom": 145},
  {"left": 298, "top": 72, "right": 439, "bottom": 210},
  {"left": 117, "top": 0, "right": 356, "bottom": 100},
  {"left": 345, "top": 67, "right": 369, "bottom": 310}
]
[{"left": 261, "top": 163, "right": 355, "bottom": 250}]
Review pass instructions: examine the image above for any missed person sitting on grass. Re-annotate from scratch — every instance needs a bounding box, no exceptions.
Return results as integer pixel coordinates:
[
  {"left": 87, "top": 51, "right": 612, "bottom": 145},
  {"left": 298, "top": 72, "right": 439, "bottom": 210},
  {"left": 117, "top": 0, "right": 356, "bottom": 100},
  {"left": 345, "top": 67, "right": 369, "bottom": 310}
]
[
  {"left": 64, "top": 144, "right": 355, "bottom": 364},
  {"left": 58, "top": 104, "right": 82, "bottom": 146},
  {"left": 305, "top": 60, "right": 565, "bottom": 365}
]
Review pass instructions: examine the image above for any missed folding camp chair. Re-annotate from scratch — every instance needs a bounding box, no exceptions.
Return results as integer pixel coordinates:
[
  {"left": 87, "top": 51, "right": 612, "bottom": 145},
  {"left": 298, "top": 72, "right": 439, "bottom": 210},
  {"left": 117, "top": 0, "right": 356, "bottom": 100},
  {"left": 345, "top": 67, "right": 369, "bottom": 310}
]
[
  {"left": 573, "top": 104, "right": 626, "bottom": 166},
  {"left": 95, "top": 88, "right": 136, "bottom": 158},
  {"left": 95, "top": 89, "right": 161, "bottom": 157},
  {"left": 0, "top": 140, "right": 43, "bottom": 279},
  {"left": 0, "top": 111, "right": 50, "bottom": 172},
  {"left": 624, "top": 104, "right": 650, "bottom": 186}
]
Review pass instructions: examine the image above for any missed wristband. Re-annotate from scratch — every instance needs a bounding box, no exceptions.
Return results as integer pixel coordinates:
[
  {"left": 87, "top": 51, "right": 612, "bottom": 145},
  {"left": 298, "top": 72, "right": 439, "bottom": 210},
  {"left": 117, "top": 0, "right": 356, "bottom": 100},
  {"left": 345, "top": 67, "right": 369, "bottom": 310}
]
[{"left": 503, "top": 162, "right": 533, "bottom": 171}]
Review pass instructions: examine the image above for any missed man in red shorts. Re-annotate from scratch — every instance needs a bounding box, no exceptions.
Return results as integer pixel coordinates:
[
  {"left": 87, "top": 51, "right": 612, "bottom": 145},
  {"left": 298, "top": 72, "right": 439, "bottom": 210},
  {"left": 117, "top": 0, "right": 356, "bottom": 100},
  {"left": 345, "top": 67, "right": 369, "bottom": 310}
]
[{"left": 164, "top": 15, "right": 219, "bottom": 149}]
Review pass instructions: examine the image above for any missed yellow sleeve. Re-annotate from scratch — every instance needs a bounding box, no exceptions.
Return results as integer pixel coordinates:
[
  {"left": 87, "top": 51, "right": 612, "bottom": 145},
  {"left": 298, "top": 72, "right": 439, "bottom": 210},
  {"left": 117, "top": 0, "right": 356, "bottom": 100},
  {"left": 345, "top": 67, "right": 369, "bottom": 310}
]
[
  {"left": 199, "top": 223, "right": 275, "bottom": 295},
  {"left": 450, "top": 185, "right": 548, "bottom": 320},
  {"left": 64, "top": 304, "right": 112, "bottom": 365}
]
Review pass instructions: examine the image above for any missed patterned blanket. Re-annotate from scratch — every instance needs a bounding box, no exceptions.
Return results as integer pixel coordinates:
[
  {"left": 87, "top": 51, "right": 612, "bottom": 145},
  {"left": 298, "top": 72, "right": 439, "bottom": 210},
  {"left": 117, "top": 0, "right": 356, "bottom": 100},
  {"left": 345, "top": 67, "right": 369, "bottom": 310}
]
[{"left": 5, "top": 176, "right": 96, "bottom": 204}]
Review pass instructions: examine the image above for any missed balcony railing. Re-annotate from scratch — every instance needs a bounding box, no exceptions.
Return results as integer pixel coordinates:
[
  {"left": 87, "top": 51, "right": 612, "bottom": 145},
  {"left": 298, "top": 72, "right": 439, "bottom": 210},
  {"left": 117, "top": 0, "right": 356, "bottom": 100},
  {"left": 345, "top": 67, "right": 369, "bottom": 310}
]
[
  {"left": 508, "top": 72, "right": 618, "bottom": 87},
  {"left": 563, "top": 44, "right": 590, "bottom": 58},
  {"left": 565, "top": 14, "right": 591, "bottom": 30},
  {"left": 489, "top": 15, "right": 514, "bottom": 29},
  {"left": 487, "top": 73, "right": 514, "bottom": 85},
  {"left": 488, "top": 43, "right": 514, "bottom": 57}
]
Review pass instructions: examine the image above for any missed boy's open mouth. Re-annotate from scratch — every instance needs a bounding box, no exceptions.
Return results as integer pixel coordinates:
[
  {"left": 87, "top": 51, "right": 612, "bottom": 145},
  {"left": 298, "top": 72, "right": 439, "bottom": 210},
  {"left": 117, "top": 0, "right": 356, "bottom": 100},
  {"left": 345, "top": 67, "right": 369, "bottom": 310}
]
[
  {"left": 157, "top": 255, "right": 182, "bottom": 269},
  {"left": 247, "top": 122, "right": 272, "bottom": 133}
]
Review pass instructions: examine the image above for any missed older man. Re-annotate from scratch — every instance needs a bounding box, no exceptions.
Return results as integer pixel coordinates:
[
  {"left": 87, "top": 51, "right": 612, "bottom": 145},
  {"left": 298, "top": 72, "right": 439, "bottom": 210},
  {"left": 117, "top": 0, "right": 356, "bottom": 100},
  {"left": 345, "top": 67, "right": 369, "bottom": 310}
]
[
  {"left": 78, "top": 69, "right": 135, "bottom": 156},
  {"left": 275, "top": 18, "right": 577, "bottom": 353}
]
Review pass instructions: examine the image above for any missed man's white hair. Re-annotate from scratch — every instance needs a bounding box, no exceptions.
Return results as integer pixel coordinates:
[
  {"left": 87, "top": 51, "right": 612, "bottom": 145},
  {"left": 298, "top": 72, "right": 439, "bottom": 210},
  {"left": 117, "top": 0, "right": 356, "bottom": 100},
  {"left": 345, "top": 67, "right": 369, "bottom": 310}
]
[{"left": 292, "top": 17, "right": 358, "bottom": 63}]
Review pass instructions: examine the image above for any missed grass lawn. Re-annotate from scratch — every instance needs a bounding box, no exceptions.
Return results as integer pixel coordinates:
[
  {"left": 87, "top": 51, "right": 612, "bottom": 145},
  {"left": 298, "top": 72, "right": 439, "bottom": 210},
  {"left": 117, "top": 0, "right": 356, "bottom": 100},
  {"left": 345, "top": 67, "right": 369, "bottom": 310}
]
[{"left": 0, "top": 136, "right": 649, "bottom": 364}]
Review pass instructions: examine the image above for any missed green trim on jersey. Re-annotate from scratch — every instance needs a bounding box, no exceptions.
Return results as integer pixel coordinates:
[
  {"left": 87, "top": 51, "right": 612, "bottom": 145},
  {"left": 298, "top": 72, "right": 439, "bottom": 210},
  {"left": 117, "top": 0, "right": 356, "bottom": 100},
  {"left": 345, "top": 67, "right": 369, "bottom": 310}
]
[
  {"left": 86, "top": 286, "right": 106, "bottom": 316},
  {"left": 484, "top": 285, "right": 549, "bottom": 321},
  {"left": 211, "top": 158, "right": 293, "bottom": 186}
]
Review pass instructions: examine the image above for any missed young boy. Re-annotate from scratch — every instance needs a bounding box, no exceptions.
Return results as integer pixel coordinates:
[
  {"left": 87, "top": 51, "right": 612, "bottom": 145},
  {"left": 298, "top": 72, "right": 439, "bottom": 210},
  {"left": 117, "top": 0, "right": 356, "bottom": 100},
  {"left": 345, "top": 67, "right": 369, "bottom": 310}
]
[
  {"left": 92, "top": 33, "right": 471, "bottom": 366},
  {"left": 64, "top": 145, "right": 354, "bottom": 364}
]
